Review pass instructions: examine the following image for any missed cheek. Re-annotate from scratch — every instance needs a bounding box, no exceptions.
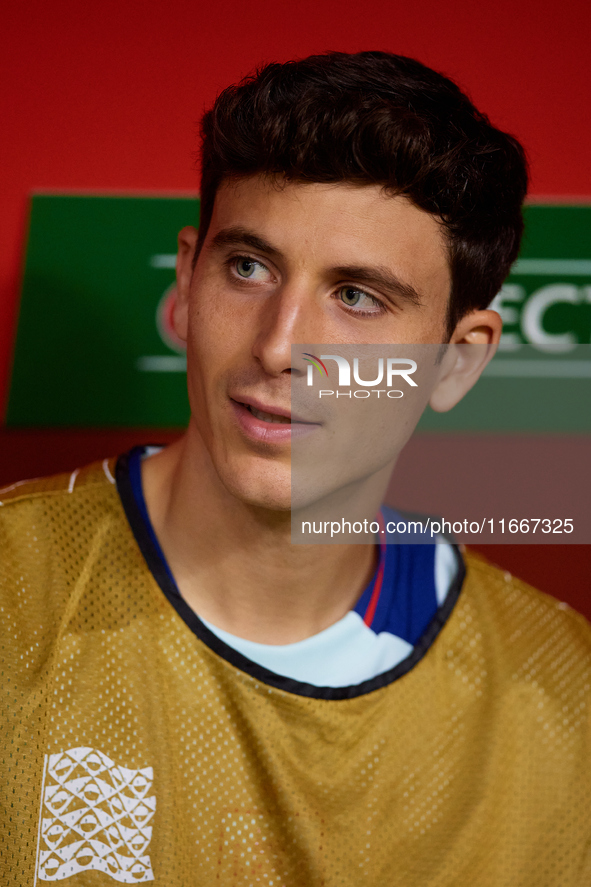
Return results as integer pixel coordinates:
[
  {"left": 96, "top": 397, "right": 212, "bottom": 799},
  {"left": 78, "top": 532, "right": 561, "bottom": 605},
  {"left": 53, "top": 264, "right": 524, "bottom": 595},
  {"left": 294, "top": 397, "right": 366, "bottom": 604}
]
[{"left": 186, "top": 282, "right": 253, "bottom": 376}]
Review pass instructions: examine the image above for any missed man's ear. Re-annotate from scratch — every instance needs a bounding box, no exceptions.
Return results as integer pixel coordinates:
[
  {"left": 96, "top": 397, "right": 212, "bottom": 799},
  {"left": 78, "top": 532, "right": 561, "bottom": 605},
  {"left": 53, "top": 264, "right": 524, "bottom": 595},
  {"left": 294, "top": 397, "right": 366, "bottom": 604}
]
[
  {"left": 173, "top": 226, "right": 199, "bottom": 343},
  {"left": 429, "top": 308, "right": 502, "bottom": 412}
]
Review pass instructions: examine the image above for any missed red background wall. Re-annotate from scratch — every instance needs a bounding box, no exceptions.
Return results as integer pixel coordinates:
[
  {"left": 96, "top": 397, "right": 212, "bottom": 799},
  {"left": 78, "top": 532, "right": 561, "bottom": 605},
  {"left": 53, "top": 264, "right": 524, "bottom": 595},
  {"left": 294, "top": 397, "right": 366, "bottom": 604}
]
[{"left": 1, "top": 0, "right": 590, "bottom": 611}]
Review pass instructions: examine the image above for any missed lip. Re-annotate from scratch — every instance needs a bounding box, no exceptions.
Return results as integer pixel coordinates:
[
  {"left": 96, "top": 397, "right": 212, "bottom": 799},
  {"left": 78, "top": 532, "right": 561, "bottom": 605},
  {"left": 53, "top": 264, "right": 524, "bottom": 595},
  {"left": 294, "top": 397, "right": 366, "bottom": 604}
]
[
  {"left": 230, "top": 395, "right": 320, "bottom": 444},
  {"left": 235, "top": 394, "right": 292, "bottom": 420}
]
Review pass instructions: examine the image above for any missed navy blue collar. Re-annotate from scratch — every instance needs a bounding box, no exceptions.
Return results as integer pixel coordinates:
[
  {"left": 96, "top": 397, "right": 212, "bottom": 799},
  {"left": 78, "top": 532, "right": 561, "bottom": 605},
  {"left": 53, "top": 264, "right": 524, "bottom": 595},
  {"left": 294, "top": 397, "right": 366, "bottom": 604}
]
[
  {"left": 127, "top": 445, "right": 442, "bottom": 646},
  {"left": 116, "top": 446, "right": 465, "bottom": 699}
]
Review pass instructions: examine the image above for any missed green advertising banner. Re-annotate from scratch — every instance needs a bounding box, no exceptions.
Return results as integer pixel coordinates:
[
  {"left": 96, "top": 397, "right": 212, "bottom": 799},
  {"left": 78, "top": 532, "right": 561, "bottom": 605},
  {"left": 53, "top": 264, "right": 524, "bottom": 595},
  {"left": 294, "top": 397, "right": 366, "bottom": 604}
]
[
  {"left": 8, "top": 195, "right": 197, "bottom": 427},
  {"left": 6, "top": 195, "right": 591, "bottom": 430}
]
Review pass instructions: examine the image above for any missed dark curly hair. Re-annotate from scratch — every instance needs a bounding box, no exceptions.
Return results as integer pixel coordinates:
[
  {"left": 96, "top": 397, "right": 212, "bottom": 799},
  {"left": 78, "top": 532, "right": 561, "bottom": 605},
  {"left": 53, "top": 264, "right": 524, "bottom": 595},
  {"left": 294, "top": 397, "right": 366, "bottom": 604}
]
[{"left": 197, "top": 51, "right": 528, "bottom": 335}]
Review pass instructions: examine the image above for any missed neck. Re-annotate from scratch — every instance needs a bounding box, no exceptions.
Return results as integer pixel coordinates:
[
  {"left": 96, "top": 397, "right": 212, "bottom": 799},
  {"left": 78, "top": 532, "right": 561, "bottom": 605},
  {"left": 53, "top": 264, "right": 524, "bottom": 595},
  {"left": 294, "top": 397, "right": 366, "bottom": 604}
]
[{"left": 141, "top": 431, "right": 377, "bottom": 644}]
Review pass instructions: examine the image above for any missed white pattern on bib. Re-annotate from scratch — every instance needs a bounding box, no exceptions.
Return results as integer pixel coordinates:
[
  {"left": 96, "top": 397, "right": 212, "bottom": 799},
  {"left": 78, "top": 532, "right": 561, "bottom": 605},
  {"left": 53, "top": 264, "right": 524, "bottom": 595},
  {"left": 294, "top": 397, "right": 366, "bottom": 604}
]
[{"left": 35, "top": 747, "right": 155, "bottom": 883}]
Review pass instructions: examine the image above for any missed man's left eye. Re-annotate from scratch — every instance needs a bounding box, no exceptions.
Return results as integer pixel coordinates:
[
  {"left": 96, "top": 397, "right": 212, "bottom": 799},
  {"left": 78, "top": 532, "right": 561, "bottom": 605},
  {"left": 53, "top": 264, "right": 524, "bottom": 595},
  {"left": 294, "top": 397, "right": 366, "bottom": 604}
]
[
  {"left": 338, "top": 287, "right": 381, "bottom": 313},
  {"left": 234, "top": 258, "right": 270, "bottom": 281}
]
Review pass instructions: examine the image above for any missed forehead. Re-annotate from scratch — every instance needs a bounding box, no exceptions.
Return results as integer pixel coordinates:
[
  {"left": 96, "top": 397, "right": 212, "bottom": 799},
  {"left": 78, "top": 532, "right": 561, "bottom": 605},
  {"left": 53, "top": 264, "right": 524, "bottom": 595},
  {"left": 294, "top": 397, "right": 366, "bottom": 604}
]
[{"left": 207, "top": 175, "right": 451, "bottom": 298}]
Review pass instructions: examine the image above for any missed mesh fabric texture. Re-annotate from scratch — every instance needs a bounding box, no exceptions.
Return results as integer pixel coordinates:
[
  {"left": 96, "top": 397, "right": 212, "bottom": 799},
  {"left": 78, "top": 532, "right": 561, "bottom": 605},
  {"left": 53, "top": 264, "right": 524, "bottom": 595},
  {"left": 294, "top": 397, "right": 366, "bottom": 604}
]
[{"left": 1, "top": 460, "right": 590, "bottom": 885}]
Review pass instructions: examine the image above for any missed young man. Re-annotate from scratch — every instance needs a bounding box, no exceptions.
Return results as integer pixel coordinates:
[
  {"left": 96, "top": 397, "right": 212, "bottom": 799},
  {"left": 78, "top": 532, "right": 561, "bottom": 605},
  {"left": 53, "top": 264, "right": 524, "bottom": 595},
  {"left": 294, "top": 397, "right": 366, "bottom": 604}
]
[{"left": 1, "top": 52, "right": 589, "bottom": 885}]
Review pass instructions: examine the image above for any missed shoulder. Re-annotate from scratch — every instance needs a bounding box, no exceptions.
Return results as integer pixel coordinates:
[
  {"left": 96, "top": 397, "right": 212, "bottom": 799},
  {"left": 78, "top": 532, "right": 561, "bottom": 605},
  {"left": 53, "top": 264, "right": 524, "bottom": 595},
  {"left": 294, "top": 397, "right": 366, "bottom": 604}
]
[
  {"left": 0, "top": 457, "right": 117, "bottom": 509},
  {"left": 0, "top": 456, "right": 141, "bottom": 662},
  {"left": 459, "top": 547, "right": 591, "bottom": 681},
  {"left": 463, "top": 547, "right": 591, "bottom": 637},
  {"left": 0, "top": 457, "right": 117, "bottom": 508},
  {"left": 0, "top": 456, "right": 124, "bottom": 588}
]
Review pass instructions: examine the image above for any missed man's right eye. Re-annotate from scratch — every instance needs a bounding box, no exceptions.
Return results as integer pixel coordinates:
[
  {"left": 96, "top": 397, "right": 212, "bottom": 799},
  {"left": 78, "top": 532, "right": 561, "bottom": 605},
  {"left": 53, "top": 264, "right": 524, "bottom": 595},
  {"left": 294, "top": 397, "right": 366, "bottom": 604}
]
[{"left": 233, "top": 257, "right": 270, "bottom": 281}]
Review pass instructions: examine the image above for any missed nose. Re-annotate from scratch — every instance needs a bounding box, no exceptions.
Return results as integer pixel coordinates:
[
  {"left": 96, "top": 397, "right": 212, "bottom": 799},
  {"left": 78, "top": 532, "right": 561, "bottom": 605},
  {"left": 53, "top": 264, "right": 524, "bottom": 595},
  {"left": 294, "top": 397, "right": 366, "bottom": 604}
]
[{"left": 251, "top": 285, "right": 319, "bottom": 378}]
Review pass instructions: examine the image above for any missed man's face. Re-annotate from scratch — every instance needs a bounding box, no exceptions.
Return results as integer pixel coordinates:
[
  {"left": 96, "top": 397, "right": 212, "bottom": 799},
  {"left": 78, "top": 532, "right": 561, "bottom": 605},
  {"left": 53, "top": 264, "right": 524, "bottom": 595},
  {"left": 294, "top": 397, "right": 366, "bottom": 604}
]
[{"left": 175, "top": 175, "right": 452, "bottom": 511}]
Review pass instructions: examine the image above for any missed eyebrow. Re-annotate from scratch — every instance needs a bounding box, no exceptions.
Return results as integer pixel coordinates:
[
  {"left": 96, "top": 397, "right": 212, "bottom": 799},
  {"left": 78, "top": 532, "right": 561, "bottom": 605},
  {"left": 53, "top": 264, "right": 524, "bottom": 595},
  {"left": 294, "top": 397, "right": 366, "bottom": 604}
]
[
  {"left": 208, "top": 227, "right": 283, "bottom": 259},
  {"left": 333, "top": 265, "right": 424, "bottom": 308},
  {"left": 208, "top": 227, "right": 424, "bottom": 308}
]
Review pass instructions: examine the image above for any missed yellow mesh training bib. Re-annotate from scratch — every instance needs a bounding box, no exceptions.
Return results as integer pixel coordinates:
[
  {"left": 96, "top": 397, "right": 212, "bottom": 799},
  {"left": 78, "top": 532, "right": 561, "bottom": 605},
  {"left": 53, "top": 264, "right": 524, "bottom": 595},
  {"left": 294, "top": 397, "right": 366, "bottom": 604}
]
[{"left": 1, "top": 458, "right": 590, "bottom": 886}]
